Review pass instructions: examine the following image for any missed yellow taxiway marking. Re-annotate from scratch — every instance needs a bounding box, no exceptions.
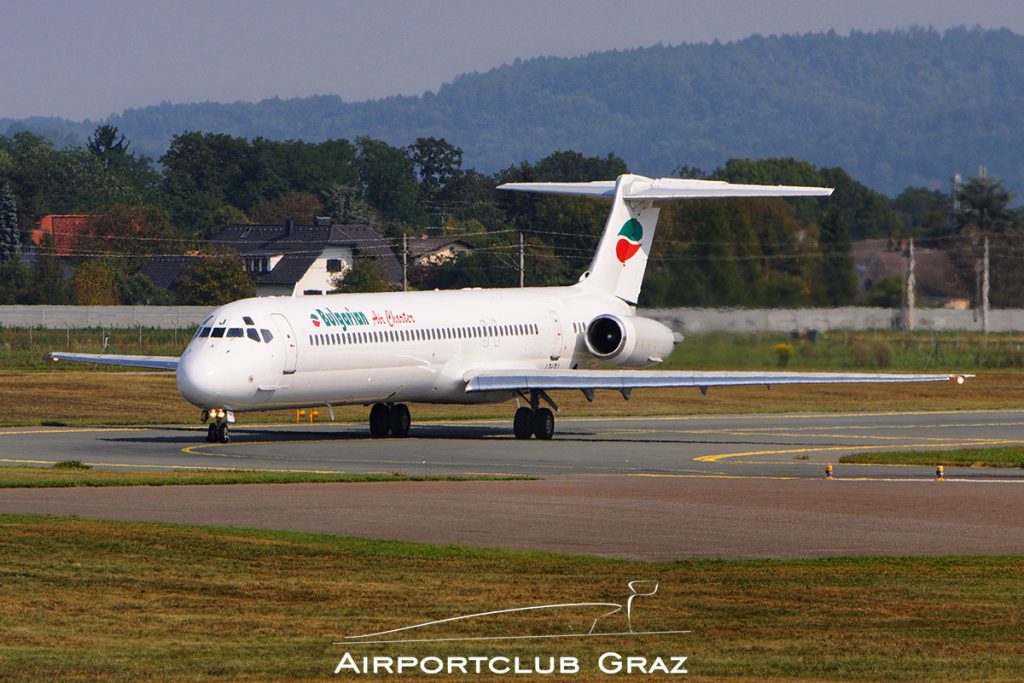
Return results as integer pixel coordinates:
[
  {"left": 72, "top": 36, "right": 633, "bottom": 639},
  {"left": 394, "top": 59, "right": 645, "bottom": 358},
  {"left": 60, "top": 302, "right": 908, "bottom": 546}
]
[{"left": 694, "top": 439, "right": 1024, "bottom": 462}]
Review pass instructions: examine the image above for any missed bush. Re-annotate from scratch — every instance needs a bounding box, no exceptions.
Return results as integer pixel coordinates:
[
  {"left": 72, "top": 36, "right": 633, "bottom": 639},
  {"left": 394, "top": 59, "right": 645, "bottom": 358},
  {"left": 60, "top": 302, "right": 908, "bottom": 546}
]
[{"left": 772, "top": 342, "right": 794, "bottom": 367}]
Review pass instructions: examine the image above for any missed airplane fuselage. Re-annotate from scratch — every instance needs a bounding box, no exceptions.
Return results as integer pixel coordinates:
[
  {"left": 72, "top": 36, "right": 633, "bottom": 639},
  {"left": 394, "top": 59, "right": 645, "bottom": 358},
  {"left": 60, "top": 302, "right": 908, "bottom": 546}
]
[{"left": 176, "top": 284, "right": 633, "bottom": 413}]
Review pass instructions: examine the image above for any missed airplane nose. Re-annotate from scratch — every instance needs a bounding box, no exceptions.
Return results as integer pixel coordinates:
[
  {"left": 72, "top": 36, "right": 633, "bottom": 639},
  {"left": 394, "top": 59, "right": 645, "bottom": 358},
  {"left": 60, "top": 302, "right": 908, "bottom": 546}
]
[{"left": 176, "top": 349, "right": 223, "bottom": 408}]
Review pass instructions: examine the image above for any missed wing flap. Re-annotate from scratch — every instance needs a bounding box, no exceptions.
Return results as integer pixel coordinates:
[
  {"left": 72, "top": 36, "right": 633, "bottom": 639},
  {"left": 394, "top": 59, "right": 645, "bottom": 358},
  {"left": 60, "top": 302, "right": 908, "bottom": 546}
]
[
  {"left": 465, "top": 369, "right": 970, "bottom": 392},
  {"left": 49, "top": 352, "right": 179, "bottom": 371}
]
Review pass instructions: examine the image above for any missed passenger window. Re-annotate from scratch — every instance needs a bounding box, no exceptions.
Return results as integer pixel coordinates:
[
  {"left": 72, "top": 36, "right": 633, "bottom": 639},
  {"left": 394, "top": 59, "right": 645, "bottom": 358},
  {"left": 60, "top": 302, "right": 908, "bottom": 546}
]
[
  {"left": 211, "top": 328, "right": 226, "bottom": 338},
  {"left": 243, "top": 316, "right": 255, "bottom": 326},
  {"left": 247, "top": 329, "right": 260, "bottom": 342},
  {"left": 226, "top": 328, "right": 243, "bottom": 338},
  {"left": 198, "top": 327, "right": 212, "bottom": 338},
  {"left": 260, "top": 329, "right": 273, "bottom": 343}
]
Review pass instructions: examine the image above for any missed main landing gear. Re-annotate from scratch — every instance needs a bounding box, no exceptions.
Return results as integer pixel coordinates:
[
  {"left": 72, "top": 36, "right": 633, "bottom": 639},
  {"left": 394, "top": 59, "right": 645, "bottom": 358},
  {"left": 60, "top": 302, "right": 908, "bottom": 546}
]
[
  {"left": 513, "top": 390, "right": 556, "bottom": 440},
  {"left": 369, "top": 402, "right": 411, "bottom": 438},
  {"left": 201, "top": 409, "right": 230, "bottom": 443}
]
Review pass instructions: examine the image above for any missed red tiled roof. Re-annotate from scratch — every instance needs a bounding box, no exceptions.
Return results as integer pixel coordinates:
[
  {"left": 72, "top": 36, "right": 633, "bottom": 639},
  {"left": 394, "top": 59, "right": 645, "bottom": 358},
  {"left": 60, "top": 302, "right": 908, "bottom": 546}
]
[{"left": 31, "top": 215, "right": 98, "bottom": 256}]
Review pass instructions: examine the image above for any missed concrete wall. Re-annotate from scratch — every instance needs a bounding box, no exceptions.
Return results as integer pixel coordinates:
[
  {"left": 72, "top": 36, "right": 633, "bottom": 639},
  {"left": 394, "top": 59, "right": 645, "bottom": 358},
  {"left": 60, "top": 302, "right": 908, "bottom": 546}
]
[
  {"left": 641, "top": 307, "right": 1024, "bottom": 333},
  {"left": 2, "top": 304, "right": 1023, "bottom": 332},
  {"left": 0, "top": 306, "right": 214, "bottom": 329}
]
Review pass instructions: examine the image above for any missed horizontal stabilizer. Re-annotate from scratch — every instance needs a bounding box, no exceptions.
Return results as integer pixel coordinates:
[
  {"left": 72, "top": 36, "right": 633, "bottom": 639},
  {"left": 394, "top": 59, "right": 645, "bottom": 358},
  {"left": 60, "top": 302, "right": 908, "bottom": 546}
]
[
  {"left": 465, "top": 369, "right": 970, "bottom": 393},
  {"left": 49, "top": 352, "right": 179, "bottom": 371},
  {"left": 497, "top": 177, "right": 833, "bottom": 200}
]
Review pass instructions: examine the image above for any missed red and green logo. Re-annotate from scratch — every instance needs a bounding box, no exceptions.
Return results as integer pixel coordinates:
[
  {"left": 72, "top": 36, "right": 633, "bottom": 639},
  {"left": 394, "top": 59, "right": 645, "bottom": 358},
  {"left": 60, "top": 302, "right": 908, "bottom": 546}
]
[
  {"left": 615, "top": 218, "right": 644, "bottom": 263},
  {"left": 310, "top": 313, "right": 322, "bottom": 327}
]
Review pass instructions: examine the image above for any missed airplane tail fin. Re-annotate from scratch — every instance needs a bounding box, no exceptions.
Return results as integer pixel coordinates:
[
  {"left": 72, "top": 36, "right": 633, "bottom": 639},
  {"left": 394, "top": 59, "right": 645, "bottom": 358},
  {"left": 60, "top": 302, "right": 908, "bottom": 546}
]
[{"left": 497, "top": 174, "right": 832, "bottom": 304}]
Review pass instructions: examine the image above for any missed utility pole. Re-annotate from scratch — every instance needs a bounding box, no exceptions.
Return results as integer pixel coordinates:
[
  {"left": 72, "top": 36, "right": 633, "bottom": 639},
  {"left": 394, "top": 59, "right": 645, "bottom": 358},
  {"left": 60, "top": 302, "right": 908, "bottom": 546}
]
[
  {"left": 982, "top": 234, "right": 990, "bottom": 337},
  {"left": 519, "top": 232, "right": 525, "bottom": 288},
  {"left": 904, "top": 238, "right": 916, "bottom": 331},
  {"left": 402, "top": 233, "right": 408, "bottom": 292}
]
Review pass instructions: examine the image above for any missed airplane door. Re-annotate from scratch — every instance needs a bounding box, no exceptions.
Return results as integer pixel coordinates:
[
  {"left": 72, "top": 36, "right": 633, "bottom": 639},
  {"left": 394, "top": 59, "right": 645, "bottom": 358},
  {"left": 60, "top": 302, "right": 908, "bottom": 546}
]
[
  {"left": 549, "top": 311, "right": 563, "bottom": 360},
  {"left": 271, "top": 313, "right": 298, "bottom": 374}
]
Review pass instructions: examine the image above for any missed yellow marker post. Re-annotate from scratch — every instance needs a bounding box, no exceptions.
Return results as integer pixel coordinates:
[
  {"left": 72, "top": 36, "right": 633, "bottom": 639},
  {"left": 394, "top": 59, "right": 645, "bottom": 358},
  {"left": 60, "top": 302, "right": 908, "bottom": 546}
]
[
  {"left": 296, "top": 410, "right": 306, "bottom": 423},
  {"left": 309, "top": 410, "right": 319, "bottom": 424},
  {"left": 825, "top": 464, "right": 833, "bottom": 479},
  {"left": 936, "top": 465, "right": 944, "bottom": 481}
]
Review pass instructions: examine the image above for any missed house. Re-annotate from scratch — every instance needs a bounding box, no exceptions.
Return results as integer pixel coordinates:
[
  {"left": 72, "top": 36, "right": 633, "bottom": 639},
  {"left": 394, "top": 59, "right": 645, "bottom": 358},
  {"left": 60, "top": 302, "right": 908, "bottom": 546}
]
[
  {"left": 407, "top": 236, "right": 474, "bottom": 267},
  {"left": 141, "top": 219, "right": 402, "bottom": 297},
  {"left": 30, "top": 215, "right": 99, "bottom": 256},
  {"left": 852, "top": 238, "right": 969, "bottom": 307}
]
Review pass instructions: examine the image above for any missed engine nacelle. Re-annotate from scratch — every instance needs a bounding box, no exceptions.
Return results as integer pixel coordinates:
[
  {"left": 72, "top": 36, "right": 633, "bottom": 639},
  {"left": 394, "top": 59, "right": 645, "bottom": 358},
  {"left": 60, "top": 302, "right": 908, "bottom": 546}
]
[{"left": 584, "top": 314, "right": 677, "bottom": 367}]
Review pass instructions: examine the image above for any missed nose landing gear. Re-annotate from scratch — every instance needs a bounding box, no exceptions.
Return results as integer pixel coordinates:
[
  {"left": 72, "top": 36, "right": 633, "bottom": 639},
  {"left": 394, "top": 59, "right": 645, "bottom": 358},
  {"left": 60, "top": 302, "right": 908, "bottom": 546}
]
[
  {"left": 201, "top": 409, "right": 231, "bottom": 443},
  {"left": 368, "top": 402, "right": 411, "bottom": 438},
  {"left": 513, "top": 390, "right": 557, "bottom": 440}
]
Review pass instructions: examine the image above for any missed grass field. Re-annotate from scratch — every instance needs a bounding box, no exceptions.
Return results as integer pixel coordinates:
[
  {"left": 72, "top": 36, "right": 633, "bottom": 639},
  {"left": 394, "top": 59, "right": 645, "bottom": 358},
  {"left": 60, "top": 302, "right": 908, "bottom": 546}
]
[
  {"left": 1, "top": 514, "right": 1021, "bottom": 681},
  {"left": 841, "top": 446, "right": 1024, "bottom": 468},
  {"left": 0, "top": 466, "right": 527, "bottom": 488},
  {"left": 7, "top": 327, "right": 1024, "bottom": 372},
  {"left": 2, "top": 328, "right": 1021, "bottom": 427},
  {"left": 0, "top": 368, "right": 1018, "bottom": 428}
]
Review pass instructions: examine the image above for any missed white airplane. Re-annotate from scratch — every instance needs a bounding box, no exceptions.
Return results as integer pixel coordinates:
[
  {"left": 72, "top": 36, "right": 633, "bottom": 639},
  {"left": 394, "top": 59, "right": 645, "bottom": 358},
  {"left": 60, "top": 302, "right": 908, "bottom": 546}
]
[{"left": 52, "top": 174, "right": 969, "bottom": 443}]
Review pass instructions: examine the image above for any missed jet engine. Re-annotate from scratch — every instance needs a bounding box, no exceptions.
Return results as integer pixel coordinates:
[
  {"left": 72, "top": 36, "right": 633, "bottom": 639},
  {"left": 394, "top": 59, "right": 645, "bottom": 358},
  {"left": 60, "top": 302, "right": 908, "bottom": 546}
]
[{"left": 584, "top": 314, "right": 677, "bottom": 367}]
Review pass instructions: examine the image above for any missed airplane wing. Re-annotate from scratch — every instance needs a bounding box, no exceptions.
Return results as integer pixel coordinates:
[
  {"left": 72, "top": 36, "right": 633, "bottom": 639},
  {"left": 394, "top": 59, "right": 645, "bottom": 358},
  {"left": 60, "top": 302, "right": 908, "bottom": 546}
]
[
  {"left": 49, "top": 352, "right": 179, "bottom": 371},
  {"left": 464, "top": 369, "right": 970, "bottom": 393}
]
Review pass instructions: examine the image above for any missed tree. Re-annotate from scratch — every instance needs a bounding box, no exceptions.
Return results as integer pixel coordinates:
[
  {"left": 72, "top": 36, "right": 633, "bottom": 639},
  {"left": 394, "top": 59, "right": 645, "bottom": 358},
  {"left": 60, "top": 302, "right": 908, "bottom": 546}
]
[
  {"left": 407, "top": 136, "right": 463, "bottom": 201},
  {"left": 331, "top": 255, "right": 390, "bottom": 293},
  {"left": 249, "top": 191, "right": 322, "bottom": 224},
  {"left": 74, "top": 203, "right": 182, "bottom": 257},
  {"left": 28, "top": 233, "right": 70, "bottom": 304},
  {"left": 72, "top": 259, "right": 120, "bottom": 305},
  {"left": 0, "top": 181, "right": 19, "bottom": 262},
  {"left": 87, "top": 125, "right": 130, "bottom": 171},
  {"left": 177, "top": 254, "right": 255, "bottom": 305},
  {"left": 818, "top": 208, "right": 857, "bottom": 305},
  {"left": 0, "top": 257, "right": 29, "bottom": 303},
  {"left": 356, "top": 137, "right": 425, "bottom": 227},
  {"left": 955, "top": 177, "right": 1012, "bottom": 235},
  {"left": 321, "top": 184, "right": 372, "bottom": 225}
]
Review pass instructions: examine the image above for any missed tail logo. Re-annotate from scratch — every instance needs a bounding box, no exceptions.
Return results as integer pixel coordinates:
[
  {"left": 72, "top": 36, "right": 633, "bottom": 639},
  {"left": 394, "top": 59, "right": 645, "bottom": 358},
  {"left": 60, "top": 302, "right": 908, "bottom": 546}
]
[{"left": 615, "top": 218, "right": 644, "bottom": 264}]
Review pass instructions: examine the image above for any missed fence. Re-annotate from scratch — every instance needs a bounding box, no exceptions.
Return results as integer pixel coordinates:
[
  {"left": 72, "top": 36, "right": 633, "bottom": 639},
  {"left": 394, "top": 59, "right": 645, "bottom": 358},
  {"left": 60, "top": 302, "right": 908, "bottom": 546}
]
[
  {"left": 2, "top": 305, "right": 1024, "bottom": 332},
  {"left": 639, "top": 307, "right": 1024, "bottom": 333},
  {"left": 0, "top": 306, "right": 214, "bottom": 329}
]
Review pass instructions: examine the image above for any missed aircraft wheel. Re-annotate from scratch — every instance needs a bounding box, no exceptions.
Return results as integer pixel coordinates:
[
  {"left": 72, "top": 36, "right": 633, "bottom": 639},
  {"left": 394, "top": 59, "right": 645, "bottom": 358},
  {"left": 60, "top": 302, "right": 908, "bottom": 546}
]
[
  {"left": 369, "top": 403, "right": 391, "bottom": 437},
  {"left": 216, "top": 422, "right": 230, "bottom": 444},
  {"left": 206, "top": 423, "right": 217, "bottom": 443},
  {"left": 513, "top": 407, "right": 533, "bottom": 440},
  {"left": 532, "top": 408, "right": 555, "bottom": 440},
  {"left": 390, "top": 403, "right": 411, "bottom": 437}
]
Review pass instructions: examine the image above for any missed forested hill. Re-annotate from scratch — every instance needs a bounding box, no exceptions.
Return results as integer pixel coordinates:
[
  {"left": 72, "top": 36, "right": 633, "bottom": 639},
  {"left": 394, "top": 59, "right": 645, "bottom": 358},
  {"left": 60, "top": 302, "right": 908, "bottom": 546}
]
[{"left": 4, "top": 27, "right": 1023, "bottom": 195}]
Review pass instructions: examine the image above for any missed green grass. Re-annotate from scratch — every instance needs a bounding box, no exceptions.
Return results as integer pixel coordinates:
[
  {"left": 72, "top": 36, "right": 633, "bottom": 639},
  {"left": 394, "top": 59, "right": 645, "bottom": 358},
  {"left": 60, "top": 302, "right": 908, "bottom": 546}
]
[
  {"left": 841, "top": 446, "right": 1024, "bottom": 468},
  {"left": 5, "top": 327, "right": 1024, "bottom": 372},
  {"left": 0, "top": 514, "right": 1021, "bottom": 681},
  {"left": 0, "top": 467, "right": 530, "bottom": 488},
  {"left": 0, "top": 326, "right": 192, "bottom": 371},
  {"left": 662, "top": 329, "right": 1024, "bottom": 371}
]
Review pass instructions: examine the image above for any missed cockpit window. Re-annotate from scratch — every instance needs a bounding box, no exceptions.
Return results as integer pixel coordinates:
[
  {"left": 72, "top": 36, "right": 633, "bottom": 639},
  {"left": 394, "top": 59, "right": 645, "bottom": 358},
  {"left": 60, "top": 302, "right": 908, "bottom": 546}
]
[
  {"left": 260, "top": 329, "right": 274, "bottom": 343},
  {"left": 211, "top": 327, "right": 226, "bottom": 338},
  {"left": 243, "top": 316, "right": 255, "bottom": 326},
  {"left": 198, "top": 327, "right": 212, "bottom": 338},
  {"left": 246, "top": 329, "right": 260, "bottom": 342},
  {"left": 226, "top": 328, "right": 244, "bottom": 338}
]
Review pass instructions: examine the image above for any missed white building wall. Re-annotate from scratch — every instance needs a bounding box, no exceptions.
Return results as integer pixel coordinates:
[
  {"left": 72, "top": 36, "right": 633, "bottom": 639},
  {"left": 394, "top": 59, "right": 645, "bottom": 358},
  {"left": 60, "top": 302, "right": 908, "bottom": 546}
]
[{"left": 290, "top": 247, "right": 353, "bottom": 295}]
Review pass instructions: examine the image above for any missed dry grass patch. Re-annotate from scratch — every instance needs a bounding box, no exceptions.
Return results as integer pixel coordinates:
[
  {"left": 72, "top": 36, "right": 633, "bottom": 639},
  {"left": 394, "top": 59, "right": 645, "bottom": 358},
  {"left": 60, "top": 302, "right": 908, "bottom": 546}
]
[
  {"left": 0, "top": 515, "right": 1021, "bottom": 681},
  {"left": 2, "top": 370, "right": 1021, "bottom": 428}
]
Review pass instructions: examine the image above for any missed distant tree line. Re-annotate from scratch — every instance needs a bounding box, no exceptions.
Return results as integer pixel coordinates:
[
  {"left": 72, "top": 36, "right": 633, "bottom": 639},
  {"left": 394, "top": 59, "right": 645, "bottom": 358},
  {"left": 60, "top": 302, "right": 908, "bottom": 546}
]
[{"left": 1, "top": 126, "right": 1022, "bottom": 308}]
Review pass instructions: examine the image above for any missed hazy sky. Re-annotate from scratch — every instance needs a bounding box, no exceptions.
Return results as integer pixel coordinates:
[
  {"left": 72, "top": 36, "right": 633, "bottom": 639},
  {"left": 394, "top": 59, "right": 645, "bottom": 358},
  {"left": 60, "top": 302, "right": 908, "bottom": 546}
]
[{"left": 3, "top": 0, "right": 1023, "bottom": 120}]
